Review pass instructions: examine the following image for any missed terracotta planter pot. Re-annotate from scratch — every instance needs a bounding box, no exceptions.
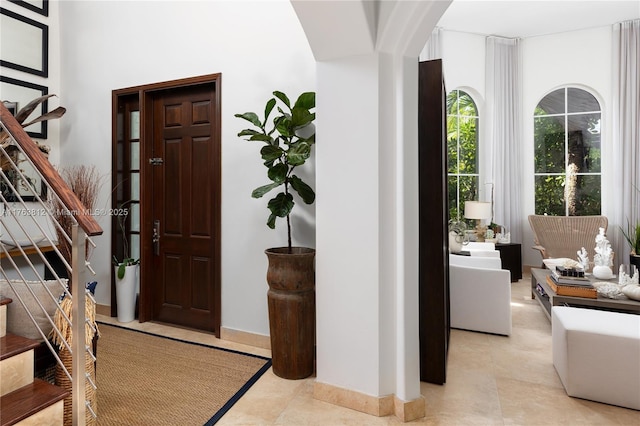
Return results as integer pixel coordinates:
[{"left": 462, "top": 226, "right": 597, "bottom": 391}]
[{"left": 265, "top": 247, "right": 315, "bottom": 379}]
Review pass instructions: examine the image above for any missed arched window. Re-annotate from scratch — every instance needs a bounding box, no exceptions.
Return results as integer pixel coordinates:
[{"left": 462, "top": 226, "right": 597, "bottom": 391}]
[
  {"left": 534, "top": 87, "right": 601, "bottom": 216},
  {"left": 447, "top": 89, "right": 479, "bottom": 221}
]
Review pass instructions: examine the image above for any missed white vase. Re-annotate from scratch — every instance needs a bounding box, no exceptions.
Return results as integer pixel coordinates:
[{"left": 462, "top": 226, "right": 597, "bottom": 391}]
[
  {"left": 449, "top": 231, "right": 463, "bottom": 253},
  {"left": 114, "top": 264, "right": 138, "bottom": 323},
  {"left": 592, "top": 265, "right": 613, "bottom": 280}
]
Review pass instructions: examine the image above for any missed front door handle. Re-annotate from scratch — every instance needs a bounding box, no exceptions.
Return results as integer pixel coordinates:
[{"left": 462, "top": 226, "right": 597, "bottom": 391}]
[{"left": 152, "top": 220, "right": 160, "bottom": 256}]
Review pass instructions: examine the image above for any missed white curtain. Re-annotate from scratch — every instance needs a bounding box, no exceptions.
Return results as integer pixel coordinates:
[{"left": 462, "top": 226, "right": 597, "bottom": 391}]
[
  {"left": 485, "top": 36, "right": 522, "bottom": 243},
  {"left": 419, "top": 27, "right": 442, "bottom": 61},
  {"left": 613, "top": 19, "right": 640, "bottom": 264}
]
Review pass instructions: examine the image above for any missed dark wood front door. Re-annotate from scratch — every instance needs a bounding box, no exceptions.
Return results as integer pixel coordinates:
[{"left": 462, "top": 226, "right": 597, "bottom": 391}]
[{"left": 148, "top": 82, "right": 220, "bottom": 333}]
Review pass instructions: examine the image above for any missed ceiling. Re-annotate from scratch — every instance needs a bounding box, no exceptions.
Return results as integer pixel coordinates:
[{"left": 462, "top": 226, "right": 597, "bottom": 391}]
[{"left": 436, "top": 0, "right": 640, "bottom": 38}]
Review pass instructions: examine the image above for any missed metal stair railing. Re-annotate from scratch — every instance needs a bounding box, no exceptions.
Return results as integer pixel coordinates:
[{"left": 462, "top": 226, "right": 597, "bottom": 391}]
[{"left": 0, "top": 102, "right": 103, "bottom": 425}]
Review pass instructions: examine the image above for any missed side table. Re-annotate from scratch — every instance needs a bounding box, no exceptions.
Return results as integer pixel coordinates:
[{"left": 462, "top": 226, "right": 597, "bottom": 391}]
[{"left": 496, "top": 243, "right": 522, "bottom": 282}]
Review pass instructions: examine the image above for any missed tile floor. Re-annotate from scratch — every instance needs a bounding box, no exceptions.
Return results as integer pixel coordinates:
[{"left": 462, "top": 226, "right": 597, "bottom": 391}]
[{"left": 97, "top": 273, "right": 639, "bottom": 425}]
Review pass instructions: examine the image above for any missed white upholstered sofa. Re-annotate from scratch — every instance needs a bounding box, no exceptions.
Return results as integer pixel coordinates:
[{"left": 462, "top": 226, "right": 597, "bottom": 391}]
[
  {"left": 449, "top": 252, "right": 512, "bottom": 336},
  {"left": 462, "top": 241, "right": 501, "bottom": 258}
]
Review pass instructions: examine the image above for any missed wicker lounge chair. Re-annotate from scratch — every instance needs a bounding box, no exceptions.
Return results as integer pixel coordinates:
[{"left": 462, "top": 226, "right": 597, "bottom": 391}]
[{"left": 528, "top": 215, "right": 609, "bottom": 264}]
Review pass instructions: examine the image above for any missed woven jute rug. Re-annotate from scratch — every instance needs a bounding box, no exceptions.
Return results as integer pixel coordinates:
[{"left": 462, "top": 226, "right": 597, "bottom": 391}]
[{"left": 96, "top": 323, "right": 271, "bottom": 426}]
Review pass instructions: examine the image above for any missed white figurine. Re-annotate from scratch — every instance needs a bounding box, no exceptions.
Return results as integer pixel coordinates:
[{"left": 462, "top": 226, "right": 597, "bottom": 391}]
[
  {"left": 593, "top": 228, "right": 614, "bottom": 279},
  {"left": 619, "top": 265, "right": 639, "bottom": 286},
  {"left": 577, "top": 247, "right": 589, "bottom": 272}
]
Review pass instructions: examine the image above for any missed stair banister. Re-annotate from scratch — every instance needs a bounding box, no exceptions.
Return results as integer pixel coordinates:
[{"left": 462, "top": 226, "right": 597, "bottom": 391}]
[
  {"left": 0, "top": 103, "right": 103, "bottom": 237},
  {"left": 1, "top": 102, "right": 103, "bottom": 425},
  {"left": 71, "top": 223, "right": 88, "bottom": 425}
]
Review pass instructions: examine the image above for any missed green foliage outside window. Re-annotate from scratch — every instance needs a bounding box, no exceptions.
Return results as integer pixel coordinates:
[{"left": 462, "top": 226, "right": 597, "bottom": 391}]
[
  {"left": 533, "top": 88, "right": 602, "bottom": 216},
  {"left": 447, "top": 90, "right": 479, "bottom": 223}
]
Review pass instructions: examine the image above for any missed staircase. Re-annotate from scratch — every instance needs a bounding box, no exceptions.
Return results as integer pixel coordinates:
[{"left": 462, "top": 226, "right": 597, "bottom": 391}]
[
  {"left": 1, "top": 102, "right": 103, "bottom": 425},
  {"left": 1, "top": 296, "right": 68, "bottom": 426}
]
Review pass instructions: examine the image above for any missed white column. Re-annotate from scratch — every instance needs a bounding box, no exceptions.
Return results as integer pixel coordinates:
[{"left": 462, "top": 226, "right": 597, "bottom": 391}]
[
  {"left": 292, "top": 0, "right": 451, "bottom": 421},
  {"left": 315, "top": 53, "right": 383, "bottom": 396},
  {"left": 392, "top": 54, "right": 421, "bottom": 404}
]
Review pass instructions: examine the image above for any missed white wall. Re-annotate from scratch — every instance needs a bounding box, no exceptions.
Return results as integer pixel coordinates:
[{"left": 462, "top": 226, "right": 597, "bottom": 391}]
[
  {"left": 437, "top": 26, "right": 615, "bottom": 268},
  {"left": 57, "top": 0, "right": 316, "bottom": 336},
  {"left": 0, "top": 0, "right": 62, "bottom": 165},
  {"left": 441, "top": 30, "right": 486, "bottom": 102}
]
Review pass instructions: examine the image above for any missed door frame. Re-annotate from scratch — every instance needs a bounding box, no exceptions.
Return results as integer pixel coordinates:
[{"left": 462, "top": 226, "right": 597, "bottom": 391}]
[{"left": 111, "top": 73, "right": 222, "bottom": 336}]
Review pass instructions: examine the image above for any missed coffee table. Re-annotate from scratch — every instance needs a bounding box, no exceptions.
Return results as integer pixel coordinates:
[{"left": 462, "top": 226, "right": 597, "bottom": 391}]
[{"left": 530, "top": 268, "right": 640, "bottom": 321}]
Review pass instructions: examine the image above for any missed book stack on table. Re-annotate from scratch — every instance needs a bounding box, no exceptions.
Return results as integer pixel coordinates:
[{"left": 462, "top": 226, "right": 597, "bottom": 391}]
[{"left": 547, "top": 266, "right": 597, "bottom": 299}]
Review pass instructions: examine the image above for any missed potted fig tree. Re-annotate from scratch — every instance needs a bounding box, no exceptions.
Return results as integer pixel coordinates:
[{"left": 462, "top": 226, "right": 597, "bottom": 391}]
[{"left": 235, "top": 91, "right": 315, "bottom": 379}]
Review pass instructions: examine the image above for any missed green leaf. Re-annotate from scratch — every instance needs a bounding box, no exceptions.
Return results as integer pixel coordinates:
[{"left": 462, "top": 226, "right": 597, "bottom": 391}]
[
  {"left": 267, "top": 213, "right": 277, "bottom": 229},
  {"left": 260, "top": 145, "right": 283, "bottom": 163},
  {"left": 268, "top": 192, "right": 294, "bottom": 218},
  {"left": 264, "top": 98, "right": 276, "bottom": 126},
  {"left": 117, "top": 264, "right": 126, "bottom": 280},
  {"left": 234, "top": 112, "right": 261, "bottom": 128},
  {"left": 273, "top": 91, "right": 290, "bottom": 109},
  {"left": 268, "top": 163, "right": 288, "bottom": 183},
  {"left": 275, "top": 116, "right": 292, "bottom": 137},
  {"left": 290, "top": 175, "right": 315, "bottom": 204},
  {"left": 291, "top": 107, "right": 314, "bottom": 129},
  {"left": 249, "top": 134, "right": 273, "bottom": 143},
  {"left": 287, "top": 142, "right": 311, "bottom": 166},
  {"left": 238, "top": 129, "right": 262, "bottom": 137},
  {"left": 294, "top": 92, "right": 315, "bottom": 110},
  {"left": 252, "top": 182, "right": 281, "bottom": 198}
]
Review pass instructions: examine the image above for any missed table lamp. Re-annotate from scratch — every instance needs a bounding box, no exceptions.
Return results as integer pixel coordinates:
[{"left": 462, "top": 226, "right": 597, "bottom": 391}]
[{"left": 464, "top": 201, "right": 492, "bottom": 242}]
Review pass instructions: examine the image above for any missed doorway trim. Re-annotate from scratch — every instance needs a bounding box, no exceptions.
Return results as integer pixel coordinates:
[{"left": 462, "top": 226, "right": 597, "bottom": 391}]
[{"left": 111, "top": 73, "right": 222, "bottom": 336}]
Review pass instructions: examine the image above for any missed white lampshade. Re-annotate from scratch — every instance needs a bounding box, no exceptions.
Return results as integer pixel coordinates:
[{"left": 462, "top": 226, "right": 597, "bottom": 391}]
[{"left": 464, "top": 201, "right": 492, "bottom": 220}]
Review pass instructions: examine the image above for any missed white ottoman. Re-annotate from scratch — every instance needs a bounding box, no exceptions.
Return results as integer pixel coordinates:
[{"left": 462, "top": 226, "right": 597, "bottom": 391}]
[{"left": 552, "top": 306, "right": 640, "bottom": 410}]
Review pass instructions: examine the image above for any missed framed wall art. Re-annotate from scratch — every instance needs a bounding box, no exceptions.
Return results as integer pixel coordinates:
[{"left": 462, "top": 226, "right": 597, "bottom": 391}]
[
  {"left": 8, "top": 0, "right": 49, "bottom": 17},
  {"left": 0, "top": 76, "right": 49, "bottom": 139},
  {"left": 0, "top": 7, "right": 48, "bottom": 77},
  {"left": 1, "top": 149, "right": 48, "bottom": 202},
  {"left": 3, "top": 101, "right": 18, "bottom": 116}
]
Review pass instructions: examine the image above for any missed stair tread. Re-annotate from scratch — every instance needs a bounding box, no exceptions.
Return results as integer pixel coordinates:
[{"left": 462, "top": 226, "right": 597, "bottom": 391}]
[
  {"left": 0, "top": 333, "right": 41, "bottom": 361},
  {"left": 0, "top": 378, "right": 69, "bottom": 426},
  {"left": 0, "top": 297, "right": 11, "bottom": 306}
]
